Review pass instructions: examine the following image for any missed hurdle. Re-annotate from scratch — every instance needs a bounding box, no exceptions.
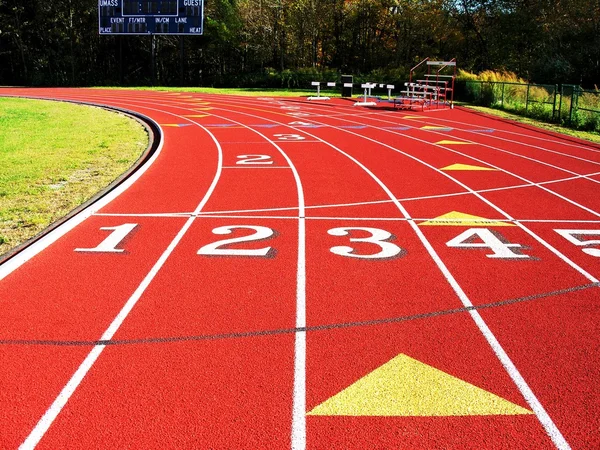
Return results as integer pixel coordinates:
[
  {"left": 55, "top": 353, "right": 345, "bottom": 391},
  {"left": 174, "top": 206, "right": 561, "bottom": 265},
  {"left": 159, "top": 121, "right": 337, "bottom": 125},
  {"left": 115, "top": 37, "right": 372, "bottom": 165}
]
[
  {"left": 354, "top": 83, "right": 377, "bottom": 106},
  {"left": 308, "top": 81, "right": 336, "bottom": 101}
]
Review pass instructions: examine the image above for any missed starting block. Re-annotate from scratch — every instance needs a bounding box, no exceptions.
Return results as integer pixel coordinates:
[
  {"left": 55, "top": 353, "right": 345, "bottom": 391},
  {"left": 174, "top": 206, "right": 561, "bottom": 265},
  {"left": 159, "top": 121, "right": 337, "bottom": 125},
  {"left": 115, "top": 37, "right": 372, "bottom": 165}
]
[
  {"left": 354, "top": 83, "right": 377, "bottom": 106},
  {"left": 308, "top": 81, "right": 335, "bottom": 101}
]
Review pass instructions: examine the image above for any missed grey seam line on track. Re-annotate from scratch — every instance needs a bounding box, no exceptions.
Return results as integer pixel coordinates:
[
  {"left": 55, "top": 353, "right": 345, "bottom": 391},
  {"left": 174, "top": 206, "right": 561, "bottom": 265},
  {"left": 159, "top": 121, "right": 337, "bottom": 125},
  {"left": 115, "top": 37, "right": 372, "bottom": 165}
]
[
  {"left": 2, "top": 282, "right": 597, "bottom": 347},
  {"left": 164, "top": 98, "right": 576, "bottom": 449},
  {"left": 39, "top": 93, "right": 585, "bottom": 448},
  {"left": 20, "top": 110, "right": 224, "bottom": 449}
]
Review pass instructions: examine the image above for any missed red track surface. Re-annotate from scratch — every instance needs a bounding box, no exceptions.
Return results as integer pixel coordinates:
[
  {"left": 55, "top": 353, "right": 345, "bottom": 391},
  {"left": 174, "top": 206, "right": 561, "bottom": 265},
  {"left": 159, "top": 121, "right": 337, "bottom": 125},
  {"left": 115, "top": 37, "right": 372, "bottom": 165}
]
[{"left": 1, "top": 88, "right": 599, "bottom": 449}]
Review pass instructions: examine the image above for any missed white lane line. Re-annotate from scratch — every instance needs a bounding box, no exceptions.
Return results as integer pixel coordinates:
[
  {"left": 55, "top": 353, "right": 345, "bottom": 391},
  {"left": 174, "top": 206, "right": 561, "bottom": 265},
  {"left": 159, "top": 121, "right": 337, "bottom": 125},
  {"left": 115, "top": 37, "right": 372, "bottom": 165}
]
[
  {"left": 222, "top": 166, "right": 291, "bottom": 169},
  {"left": 195, "top": 110, "right": 307, "bottom": 450},
  {"left": 282, "top": 127, "right": 573, "bottom": 450},
  {"left": 176, "top": 102, "right": 575, "bottom": 449},
  {"left": 20, "top": 120, "right": 224, "bottom": 449}
]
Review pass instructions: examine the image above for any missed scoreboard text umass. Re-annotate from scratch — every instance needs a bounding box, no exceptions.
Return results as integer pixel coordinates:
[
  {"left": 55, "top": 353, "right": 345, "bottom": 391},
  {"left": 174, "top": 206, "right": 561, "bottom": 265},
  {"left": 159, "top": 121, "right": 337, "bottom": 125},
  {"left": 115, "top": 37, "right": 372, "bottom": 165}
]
[{"left": 98, "top": 0, "right": 204, "bottom": 35}]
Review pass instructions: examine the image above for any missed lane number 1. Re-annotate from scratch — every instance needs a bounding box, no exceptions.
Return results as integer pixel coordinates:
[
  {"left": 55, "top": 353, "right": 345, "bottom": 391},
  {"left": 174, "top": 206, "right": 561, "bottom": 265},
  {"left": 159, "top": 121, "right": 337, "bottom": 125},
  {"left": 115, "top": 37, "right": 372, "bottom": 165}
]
[{"left": 75, "top": 223, "right": 138, "bottom": 253}]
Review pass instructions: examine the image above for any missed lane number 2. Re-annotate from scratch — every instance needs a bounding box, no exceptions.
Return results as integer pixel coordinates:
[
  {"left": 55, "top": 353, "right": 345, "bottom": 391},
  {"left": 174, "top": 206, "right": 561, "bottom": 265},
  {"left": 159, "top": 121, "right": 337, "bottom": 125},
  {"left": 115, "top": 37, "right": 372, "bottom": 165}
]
[
  {"left": 198, "top": 226, "right": 274, "bottom": 257},
  {"left": 236, "top": 155, "right": 273, "bottom": 165},
  {"left": 273, "top": 134, "right": 305, "bottom": 140}
]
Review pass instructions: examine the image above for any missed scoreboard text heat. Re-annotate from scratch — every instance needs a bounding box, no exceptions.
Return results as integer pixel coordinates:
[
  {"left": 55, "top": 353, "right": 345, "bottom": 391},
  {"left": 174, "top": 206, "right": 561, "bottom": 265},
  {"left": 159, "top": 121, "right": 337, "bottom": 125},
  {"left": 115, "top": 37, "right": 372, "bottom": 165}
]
[{"left": 99, "top": 0, "right": 204, "bottom": 35}]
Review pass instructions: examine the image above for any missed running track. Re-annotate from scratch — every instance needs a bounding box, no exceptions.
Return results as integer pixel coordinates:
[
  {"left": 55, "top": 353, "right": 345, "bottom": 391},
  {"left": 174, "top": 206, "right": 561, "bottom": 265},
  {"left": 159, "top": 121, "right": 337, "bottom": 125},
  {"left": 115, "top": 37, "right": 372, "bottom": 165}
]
[{"left": 0, "top": 88, "right": 599, "bottom": 449}]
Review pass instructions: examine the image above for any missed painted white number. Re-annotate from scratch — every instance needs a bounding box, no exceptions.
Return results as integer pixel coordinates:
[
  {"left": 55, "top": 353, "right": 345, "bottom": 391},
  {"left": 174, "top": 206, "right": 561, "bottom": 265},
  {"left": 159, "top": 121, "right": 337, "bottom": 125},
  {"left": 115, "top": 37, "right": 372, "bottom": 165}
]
[
  {"left": 328, "top": 227, "right": 402, "bottom": 259},
  {"left": 236, "top": 154, "right": 273, "bottom": 165},
  {"left": 75, "top": 223, "right": 138, "bottom": 253},
  {"left": 555, "top": 229, "right": 600, "bottom": 257},
  {"left": 446, "top": 228, "right": 529, "bottom": 259},
  {"left": 273, "top": 134, "right": 305, "bottom": 141},
  {"left": 198, "top": 226, "right": 274, "bottom": 257}
]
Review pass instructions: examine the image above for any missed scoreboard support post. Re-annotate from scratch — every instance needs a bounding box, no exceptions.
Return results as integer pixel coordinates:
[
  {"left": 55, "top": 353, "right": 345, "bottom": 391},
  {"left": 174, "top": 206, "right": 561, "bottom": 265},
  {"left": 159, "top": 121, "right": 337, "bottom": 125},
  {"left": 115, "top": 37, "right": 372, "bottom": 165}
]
[
  {"left": 180, "top": 36, "right": 185, "bottom": 86},
  {"left": 119, "top": 36, "right": 124, "bottom": 85},
  {"left": 151, "top": 34, "right": 156, "bottom": 86}
]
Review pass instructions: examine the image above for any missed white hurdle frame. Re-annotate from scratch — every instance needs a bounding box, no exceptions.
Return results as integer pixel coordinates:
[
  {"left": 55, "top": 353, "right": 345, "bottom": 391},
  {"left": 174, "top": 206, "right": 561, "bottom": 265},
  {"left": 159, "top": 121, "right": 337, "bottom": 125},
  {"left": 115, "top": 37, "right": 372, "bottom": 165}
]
[
  {"left": 308, "top": 81, "right": 336, "bottom": 101},
  {"left": 354, "top": 82, "right": 377, "bottom": 107}
]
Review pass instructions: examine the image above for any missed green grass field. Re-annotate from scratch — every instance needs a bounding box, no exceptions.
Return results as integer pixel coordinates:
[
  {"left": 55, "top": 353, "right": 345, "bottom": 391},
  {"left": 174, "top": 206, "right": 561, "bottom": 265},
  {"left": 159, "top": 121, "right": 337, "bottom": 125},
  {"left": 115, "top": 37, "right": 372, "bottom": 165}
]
[{"left": 0, "top": 98, "right": 148, "bottom": 257}]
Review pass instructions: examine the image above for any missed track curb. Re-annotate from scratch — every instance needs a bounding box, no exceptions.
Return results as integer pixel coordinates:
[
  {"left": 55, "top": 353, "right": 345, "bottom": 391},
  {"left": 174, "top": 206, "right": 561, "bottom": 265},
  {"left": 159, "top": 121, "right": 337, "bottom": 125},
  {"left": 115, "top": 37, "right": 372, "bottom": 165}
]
[{"left": 0, "top": 96, "right": 162, "bottom": 268}]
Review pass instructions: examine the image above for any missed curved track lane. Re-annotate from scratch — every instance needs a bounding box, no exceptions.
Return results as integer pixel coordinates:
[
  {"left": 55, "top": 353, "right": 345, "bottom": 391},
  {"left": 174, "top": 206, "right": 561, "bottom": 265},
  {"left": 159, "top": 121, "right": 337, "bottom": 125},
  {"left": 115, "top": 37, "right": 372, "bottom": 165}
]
[{"left": 0, "top": 88, "right": 599, "bottom": 449}]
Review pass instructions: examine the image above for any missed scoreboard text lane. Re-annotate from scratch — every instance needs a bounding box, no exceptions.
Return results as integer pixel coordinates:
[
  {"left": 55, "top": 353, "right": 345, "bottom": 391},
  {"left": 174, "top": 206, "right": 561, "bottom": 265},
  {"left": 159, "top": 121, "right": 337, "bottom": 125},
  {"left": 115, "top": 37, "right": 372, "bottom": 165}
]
[{"left": 99, "top": 0, "right": 204, "bottom": 35}]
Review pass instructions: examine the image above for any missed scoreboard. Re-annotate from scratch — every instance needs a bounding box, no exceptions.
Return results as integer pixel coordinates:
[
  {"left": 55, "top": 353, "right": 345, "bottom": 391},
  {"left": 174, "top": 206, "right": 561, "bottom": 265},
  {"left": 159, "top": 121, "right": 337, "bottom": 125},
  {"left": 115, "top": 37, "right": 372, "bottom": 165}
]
[{"left": 98, "top": 0, "right": 204, "bottom": 35}]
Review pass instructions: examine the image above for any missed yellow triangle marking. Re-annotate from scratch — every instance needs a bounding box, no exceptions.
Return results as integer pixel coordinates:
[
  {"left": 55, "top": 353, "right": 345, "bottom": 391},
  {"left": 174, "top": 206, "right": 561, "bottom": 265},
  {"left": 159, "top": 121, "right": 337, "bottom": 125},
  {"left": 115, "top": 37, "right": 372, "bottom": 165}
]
[
  {"left": 194, "top": 107, "right": 213, "bottom": 111},
  {"left": 160, "top": 124, "right": 184, "bottom": 127},
  {"left": 419, "top": 211, "right": 514, "bottom": 227},
  {"left": 307, "top": 354, "right": 532, "bottom": 417},
  {"left": 436, "top": 140, "right": 471, "bottom": 145},
  {"left": 403, "top": 115, "right": 427, "bottom": 119},
  {"left": 421, "top": 125, "right": 450, "bottom": 130},
  {"left": 441, "top": 163, "right": 497, "bottom": 171},
  {"left": 183, "top": 114, "right": 210, "bottom": 118}
]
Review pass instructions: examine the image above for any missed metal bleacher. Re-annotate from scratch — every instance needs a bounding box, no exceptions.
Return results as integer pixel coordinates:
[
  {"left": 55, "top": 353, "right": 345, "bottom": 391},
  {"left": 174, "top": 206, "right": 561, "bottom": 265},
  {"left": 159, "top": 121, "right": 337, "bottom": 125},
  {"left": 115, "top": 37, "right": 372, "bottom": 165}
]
[{"left": 394, "top": 58, "right": 456, "bottom": 111}]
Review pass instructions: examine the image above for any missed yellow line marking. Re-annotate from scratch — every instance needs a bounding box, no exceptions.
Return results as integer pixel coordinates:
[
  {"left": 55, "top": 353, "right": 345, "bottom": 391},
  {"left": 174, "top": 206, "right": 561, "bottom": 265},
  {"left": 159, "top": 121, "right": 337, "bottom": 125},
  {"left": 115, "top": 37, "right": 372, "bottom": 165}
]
[
  {"left": 419, "top": 211, "right": 514, "bottom": 227},
  {"left": 441, "top": 163, "right": 496, "bottom": 171},
  {"left": 307, "top": 354, "right": 532, "bottom": 416},
  {"left": 436, "top": 140, "right": 471, "bottom": 145}
]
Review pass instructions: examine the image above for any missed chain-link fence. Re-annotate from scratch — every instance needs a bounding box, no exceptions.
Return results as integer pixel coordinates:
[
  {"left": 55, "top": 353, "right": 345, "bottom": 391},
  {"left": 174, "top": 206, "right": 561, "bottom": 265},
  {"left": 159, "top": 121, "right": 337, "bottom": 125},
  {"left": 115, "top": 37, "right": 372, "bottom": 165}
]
[{"left": 458, "top": 80, "right": 600, "bottom": 132}]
